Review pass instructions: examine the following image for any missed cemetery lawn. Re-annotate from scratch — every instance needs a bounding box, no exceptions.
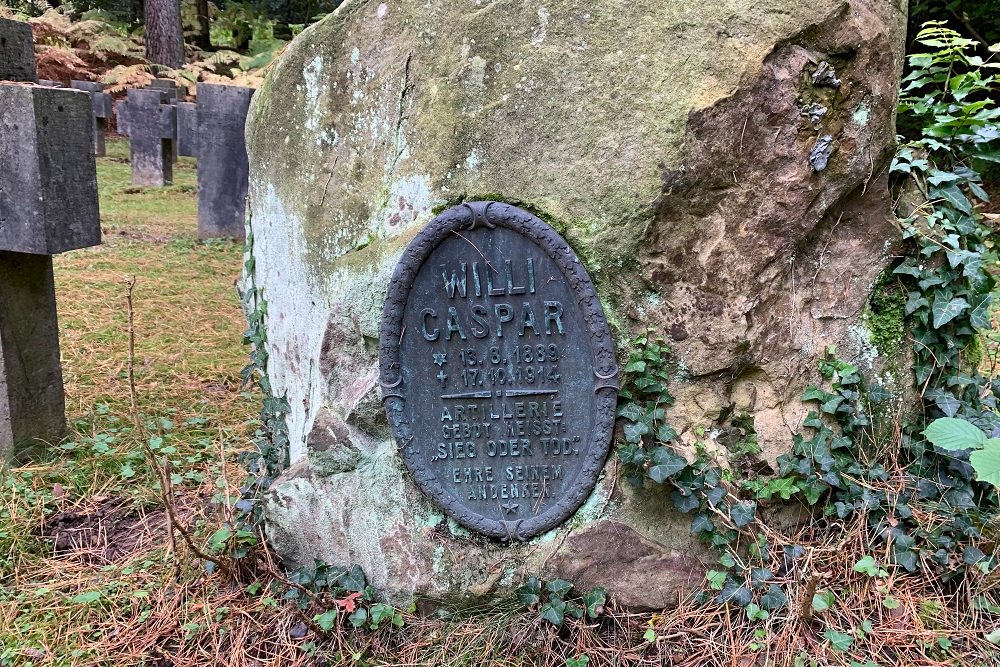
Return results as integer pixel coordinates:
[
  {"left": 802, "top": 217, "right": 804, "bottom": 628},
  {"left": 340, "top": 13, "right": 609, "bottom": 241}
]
[{"left": 0, "top": 138, "right": 263, "bottom": 665}]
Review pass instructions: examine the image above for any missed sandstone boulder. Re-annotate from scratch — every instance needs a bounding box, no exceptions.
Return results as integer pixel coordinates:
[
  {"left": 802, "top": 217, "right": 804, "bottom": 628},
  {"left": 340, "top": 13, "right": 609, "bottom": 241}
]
[{"left": 246, "top": 0, "right": 906, "bottom": 608}]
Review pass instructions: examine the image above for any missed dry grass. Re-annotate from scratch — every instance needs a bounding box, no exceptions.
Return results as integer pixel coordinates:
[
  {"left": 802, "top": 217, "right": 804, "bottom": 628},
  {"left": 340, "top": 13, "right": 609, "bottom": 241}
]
[{"left": 0, "top": 139, "right": 998, "bottom": 666}]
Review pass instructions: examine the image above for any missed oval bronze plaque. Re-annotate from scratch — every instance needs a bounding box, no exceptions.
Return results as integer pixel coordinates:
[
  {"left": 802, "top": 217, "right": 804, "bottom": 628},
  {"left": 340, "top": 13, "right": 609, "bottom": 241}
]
[{"left": 379, "top": 201, "right": 618, "bottom": 540}]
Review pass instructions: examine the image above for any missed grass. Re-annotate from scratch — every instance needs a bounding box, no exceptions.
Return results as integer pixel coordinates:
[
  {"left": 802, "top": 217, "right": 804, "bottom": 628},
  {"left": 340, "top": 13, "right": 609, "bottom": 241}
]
[
  {"left": 0, "top": 139, "right": 259, "bottom": 665},
  {"left": 0, "top": 139, "right": 998, "bottom": 666}
]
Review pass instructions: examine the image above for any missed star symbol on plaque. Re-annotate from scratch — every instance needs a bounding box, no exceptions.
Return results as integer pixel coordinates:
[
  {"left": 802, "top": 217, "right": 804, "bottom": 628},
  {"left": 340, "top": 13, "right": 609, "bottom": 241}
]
[
  {"left": 501, "top": 501, "right": 519, "bottom": 515},
  {"left": 436, "top": 370, "right": 447, "bottom": 383},
  {"left": 432, "top": 352, "right": 447, "bottom": 367}
]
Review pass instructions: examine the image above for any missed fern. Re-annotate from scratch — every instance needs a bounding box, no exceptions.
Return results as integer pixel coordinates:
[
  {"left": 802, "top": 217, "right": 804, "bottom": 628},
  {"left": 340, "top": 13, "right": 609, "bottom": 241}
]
[{"left": 100, "top": 64, "right": 153, "bottom": 94}]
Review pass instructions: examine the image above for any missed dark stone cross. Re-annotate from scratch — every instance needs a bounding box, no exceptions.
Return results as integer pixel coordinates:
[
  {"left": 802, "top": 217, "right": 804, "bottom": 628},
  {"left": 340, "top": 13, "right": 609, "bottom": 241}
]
[
  {"left": 70, "top": 80, "right": 113, "bottom": 156},
  {"left": 118, "top": 88, "right": 177, "bottom": 186},
  {"left": 0, "top": 18, "right": 36, "bottom": 83},
  {"left": 0, "top": 20, "right": 101, "bottom": 460},
  {"left": 149, "top": 78, "right": 180, "bottom": 161},
  {"left": 177, "top": 83, "right": 254, "bottom": 240},
  {"left": 149, "top": 77, "right": 179, "bottom": 103}
]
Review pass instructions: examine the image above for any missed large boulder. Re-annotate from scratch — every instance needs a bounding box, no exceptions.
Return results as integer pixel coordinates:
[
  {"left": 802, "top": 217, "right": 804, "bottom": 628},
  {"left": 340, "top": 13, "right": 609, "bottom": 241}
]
[{"left": 246, "top": 0, "right": 907, "bottom": 608}]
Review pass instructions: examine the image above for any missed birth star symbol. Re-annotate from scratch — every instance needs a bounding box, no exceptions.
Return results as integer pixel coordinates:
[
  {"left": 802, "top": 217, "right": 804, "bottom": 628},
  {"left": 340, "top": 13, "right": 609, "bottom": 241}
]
[
  {"left": 433, "top": 352, "right": 447, "bottom": 367},
  {"left": 436, "top": 370, "right": 447, "bottom": 383},
  {"left": 501, "top": 501, "right": 519, "bottom": 515}
]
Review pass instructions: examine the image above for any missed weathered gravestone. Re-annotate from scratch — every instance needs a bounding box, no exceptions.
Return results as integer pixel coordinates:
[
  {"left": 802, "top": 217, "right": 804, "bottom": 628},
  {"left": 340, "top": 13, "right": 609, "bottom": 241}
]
[
  {"left": 149, "top": 77, "right": 178, "bottom": 104},
  {"left": 149, "top": 78, "right": 180, "bottom": 161},
  {"left": 118, "top": 88, "right": 176, "bottom": 186},
  {"left": 176, "top": 101, "right": 198, "bottom": 157},
  {"left": 0, "top": 21, "right": 101, "bottom": 460},
  {"left": 0, "top": 18, "right": 36, "bottom": 84},
  {"left": 70, "top": 80, "right": 113, "bottom": 156},
  {"left": 246, "top": 1, "right": 906, "bottom": 608},
  {"left": 176, "top": 83, "right": 254, "bottom": 240}
]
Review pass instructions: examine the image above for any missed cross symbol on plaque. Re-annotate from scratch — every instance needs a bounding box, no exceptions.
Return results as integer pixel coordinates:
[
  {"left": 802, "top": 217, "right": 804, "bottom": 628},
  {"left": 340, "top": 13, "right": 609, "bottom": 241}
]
[
  {"left": 436, "top": 370, "right": 447, "bottom": 383},
  {"left": 432, "top": 352, "right": 447, "bottom": 367}
]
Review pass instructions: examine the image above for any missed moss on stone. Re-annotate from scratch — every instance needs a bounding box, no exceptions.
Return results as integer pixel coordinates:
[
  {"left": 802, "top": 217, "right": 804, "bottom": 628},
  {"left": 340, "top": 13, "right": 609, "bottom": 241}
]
[
  {"left": 864, "top": 268, "right": 907, "bottom": 359},
  {"left": 963, "top": 335, "right": 985, "bottom": 371}
]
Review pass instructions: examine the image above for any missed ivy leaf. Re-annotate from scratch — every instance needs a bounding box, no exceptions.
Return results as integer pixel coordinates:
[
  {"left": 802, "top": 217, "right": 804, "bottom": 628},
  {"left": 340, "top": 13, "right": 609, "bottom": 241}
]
[
  {"left": 540, "top": 599, "right": 566, "bottom": 626},
  {"left": 564, "top": 601, "right": 584, "bottom": 619},
  {"left": 617, "top": 402, "right": 643, "bottom": 421},
  {"left": 71, "top": 590, "right": 102, "bottom": 604},
  {"left": 893, "top": 262, "right": 923, "bottom": 278},
  {"left": 648, "top": 446, "right": 687, "bottom": 483},
  {"left": 691, "top": 513, "right": 715, "bottom": 534},
  {"left": 583, "top": 587, "right": 606, "bottom": 618},
  {"left": 516, "top": 577, "right": 541, "bottom": 606},
  {"left": 891, "top": 548, "right": 919, "bottom": 572},
  {"left": 623, "top": 421, "right": 650, "bottom": 444},
  {"left": 812, "top": 590, "right": 836, "bottom": 613},
  {"left": 924, "top": 417, "right": 987, "bottom": 451},
  {"left": 623, "top": 359, "right": 646, "bottom": 373},
  {"left": 313, "top": 609, "right": 337, "bottom": 631},
  {"left": 964, "top": 546, "right": 988, "bottom": 565},
  {"left": 706, "top": 570, "right": 727, "bottom": 590},
  {"left": 821, "top": 395, "right": 845, "bottom": 414},
  {"left": 968, "top": 293, "right": 993, "bottom": 330},
  {"left": 969, "top": 440, "right": 1000, "bottom": 487},
  {"left": 656, "top": 424, "right": 678, "bottom": 442},
  {"left": 671, "top": 490, "right": 700, "bottom": 513},
  {"left": 338, "top": 565, "right": 367, "bottom": 593},
  {"left": 881, "top": 595, "right": 901, "bottom": 610},
  {"left": 853, "top": 555, "right": 888, "bottom": 578},
  {"left": 750, "top": 568, "right": 773, "bottom": 588},
  {"left": 545, "top": 579, "right": 573, "bottom": 598},
  {"left": 905, "top": 291, "right": 930, "bottom": 315},
  {"left": 760, "top": 584, "right": 788, "bottom": 611},
  {"left": 928, "top": 169, "right": 961, "bottom": 185},
  {"left": 801, "top": 386, "right": 830, "bottom": 402},
  {"left": 349, "top": 608, "right": 368, "bottom": 628},
  {"left": 717, "top": 581, "right": 752, "bottom": 606},
  {"left": 931, "top": 295, "right": 970, "bottom": 328},
  {"left": 745, "top": 603, "right": 769, "bottom": 621},
  {"left": 209, "top": 527, "right": 232, "bottom": 552},
  {"left": 931, "top": 390, "right": 962, "bottom": 417},
  {"left": 932, "top": 184, "right": 973, "bottom": 214},
  {"left": 730, "top": 501, "right": 757, "bottom": 528},
  {"left": 824, "top": 629, "right": 855, "bottom": 652}
]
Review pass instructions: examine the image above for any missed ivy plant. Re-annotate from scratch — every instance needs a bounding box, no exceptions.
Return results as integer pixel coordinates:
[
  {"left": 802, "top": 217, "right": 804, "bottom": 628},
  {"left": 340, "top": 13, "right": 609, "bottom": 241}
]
[{"left": 515, "top": 577, "right": 606, "bottom": 628}]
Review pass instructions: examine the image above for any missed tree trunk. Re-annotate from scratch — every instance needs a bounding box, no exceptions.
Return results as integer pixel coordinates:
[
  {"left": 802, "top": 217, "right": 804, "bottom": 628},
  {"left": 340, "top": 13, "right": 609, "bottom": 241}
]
[
  {"left": 145, "top": 0, "right": 184, "bottom": 69},
  {"left": 195, "top": 0, "right": 211, "bottom": 50}
]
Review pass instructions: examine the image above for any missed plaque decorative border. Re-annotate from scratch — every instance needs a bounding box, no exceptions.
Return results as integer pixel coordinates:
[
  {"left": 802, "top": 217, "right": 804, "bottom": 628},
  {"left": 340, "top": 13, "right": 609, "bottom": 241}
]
[{"left": 379, "top": 201, "right": 618, "bottom": 540}]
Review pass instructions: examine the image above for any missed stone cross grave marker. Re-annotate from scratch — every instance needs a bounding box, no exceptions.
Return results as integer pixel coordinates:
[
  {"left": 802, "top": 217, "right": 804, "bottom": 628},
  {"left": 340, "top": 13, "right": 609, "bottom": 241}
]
[
  {"left": 149, "top": 78, "right": 179, "bottom": 161},
  {"left": 70, "top": 80, "right": 113, "bottom": 156},
  {"left": 118, "top": 88, "right": 177, "bottom": 186},
  {"left": 0, "top": 20, "right": 101, "bottom": 460},
  {"left": 177, "top": 83, "right": 254, "bottom": 240},
  {"left": 0, "top": 18, "right": 36, "bottom": 83},
  {"left": 149, "top": 77, "right": 178, "bottom": 103}
]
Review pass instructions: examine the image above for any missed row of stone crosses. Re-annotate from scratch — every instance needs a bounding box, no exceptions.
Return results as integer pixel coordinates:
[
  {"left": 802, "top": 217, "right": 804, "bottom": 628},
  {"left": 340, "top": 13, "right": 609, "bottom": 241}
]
[{"left": 0, "top": 17, "right": 251, "bottom": 458}]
